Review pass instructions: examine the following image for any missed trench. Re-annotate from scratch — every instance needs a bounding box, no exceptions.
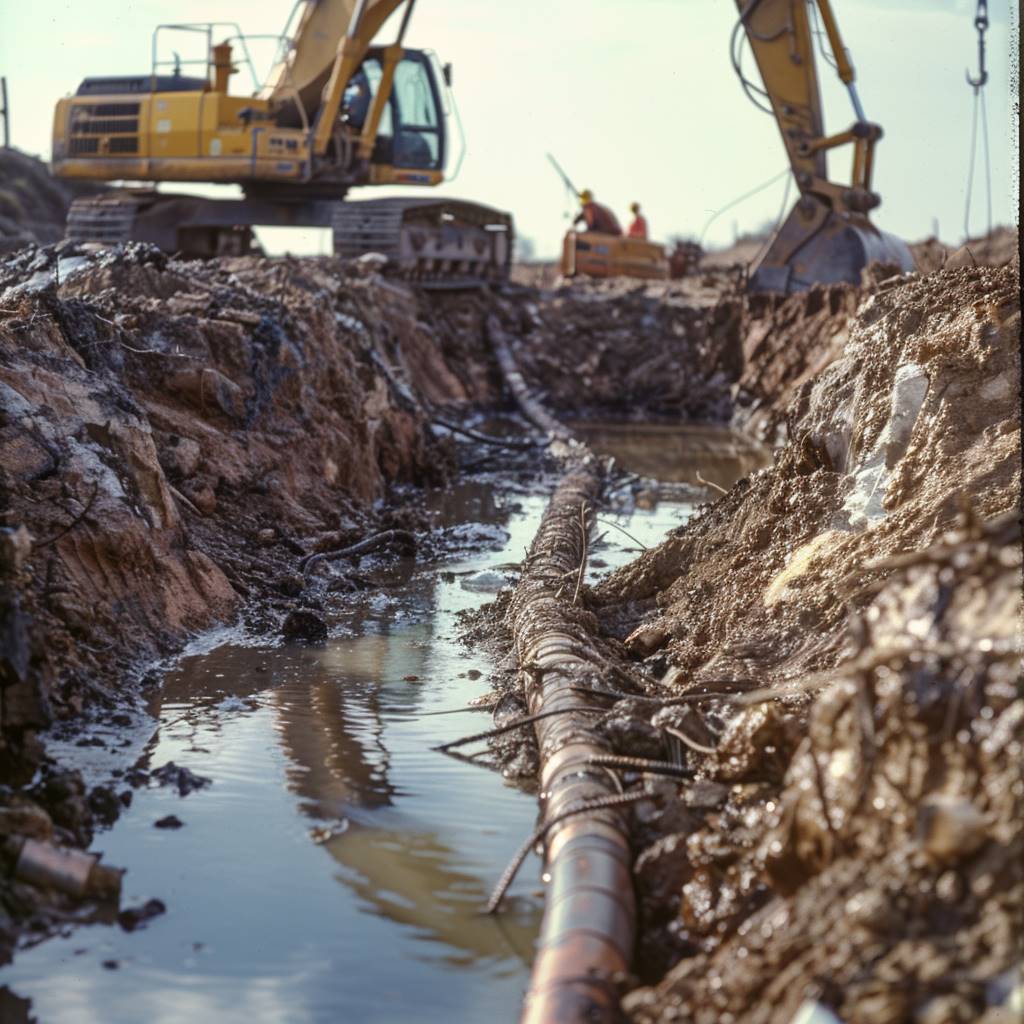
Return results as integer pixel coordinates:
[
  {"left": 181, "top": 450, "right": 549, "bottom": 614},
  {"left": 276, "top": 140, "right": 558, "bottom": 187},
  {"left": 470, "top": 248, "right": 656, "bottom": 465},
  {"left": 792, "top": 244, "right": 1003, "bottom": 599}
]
[{"left": 4, "top": 425, "right": 768, "bottom": 1024}]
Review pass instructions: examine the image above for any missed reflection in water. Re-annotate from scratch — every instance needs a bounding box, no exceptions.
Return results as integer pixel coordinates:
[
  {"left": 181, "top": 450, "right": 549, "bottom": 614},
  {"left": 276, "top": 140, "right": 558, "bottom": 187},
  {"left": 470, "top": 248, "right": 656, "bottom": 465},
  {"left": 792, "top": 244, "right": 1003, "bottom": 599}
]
[
  {"left": 2, "top": 428, "right": 761, "bottom": 1022},
  {"left": 574, "top": 421, "right": 772, "bottom": 489},
  {"left": 328, "top": 824, "right": 537, "bottom": 971}
]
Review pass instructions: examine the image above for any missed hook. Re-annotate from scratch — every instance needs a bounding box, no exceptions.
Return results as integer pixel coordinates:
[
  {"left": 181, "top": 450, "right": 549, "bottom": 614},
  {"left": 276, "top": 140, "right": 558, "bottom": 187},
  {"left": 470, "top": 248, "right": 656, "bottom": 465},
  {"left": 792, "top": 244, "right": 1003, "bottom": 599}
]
[{"left": 966, "top": 0, "right": 988, "bottom": 90}]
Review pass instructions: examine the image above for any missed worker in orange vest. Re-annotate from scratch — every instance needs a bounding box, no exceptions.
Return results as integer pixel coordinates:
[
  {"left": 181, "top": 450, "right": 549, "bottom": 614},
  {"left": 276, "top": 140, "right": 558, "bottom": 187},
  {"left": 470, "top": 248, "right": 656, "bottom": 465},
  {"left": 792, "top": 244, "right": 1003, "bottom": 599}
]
[
  {"left": 574, "top": 189, "right": 623, "bottom": 236},
  {"left": 627, "top": 202, "right": 648, "bottom": 239}
]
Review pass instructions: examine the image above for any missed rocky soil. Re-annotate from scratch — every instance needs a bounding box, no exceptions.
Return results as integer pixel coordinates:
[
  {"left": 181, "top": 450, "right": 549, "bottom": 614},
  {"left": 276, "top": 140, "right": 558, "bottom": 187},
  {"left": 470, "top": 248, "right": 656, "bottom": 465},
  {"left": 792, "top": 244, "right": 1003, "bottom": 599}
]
[
  {"left": 586, "top": 262, "right": 1022, "bottom": 1022},
  {"left": 0, "top": 149, "right": 103, "bottom": 255},
  {"left": 0, "top": 211, "right": 1018, "bottom": 1022}
]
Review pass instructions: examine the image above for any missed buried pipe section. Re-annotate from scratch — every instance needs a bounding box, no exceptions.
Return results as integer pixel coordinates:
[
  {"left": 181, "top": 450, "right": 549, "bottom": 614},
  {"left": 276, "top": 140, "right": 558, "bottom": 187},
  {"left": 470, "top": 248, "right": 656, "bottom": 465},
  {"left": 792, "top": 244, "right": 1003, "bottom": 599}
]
[
  {"left": 486, "top": 312, "right": 637, "bottom": 1021},
  {"left": 505, "top": 457, "right": 637, "bottom": 1023}
]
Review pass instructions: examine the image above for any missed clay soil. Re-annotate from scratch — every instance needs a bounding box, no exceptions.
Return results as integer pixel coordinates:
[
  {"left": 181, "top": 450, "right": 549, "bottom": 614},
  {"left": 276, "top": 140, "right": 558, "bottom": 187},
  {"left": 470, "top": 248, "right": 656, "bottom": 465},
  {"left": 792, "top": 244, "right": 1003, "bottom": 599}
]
[{"left": 0, "top": 212, "right": 1020, "bottom": 1024}]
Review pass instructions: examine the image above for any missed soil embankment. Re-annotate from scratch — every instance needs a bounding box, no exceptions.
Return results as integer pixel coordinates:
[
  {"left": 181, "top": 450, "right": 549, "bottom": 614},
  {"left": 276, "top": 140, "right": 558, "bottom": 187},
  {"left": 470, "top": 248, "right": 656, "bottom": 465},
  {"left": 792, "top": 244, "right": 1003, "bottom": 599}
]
[
  {"left": 590, "top": 262, "right": 1021, "bottom": 1021},
  {"left": 0, "top": 239, "right": 744, "bottom": 964},
  {"left": 0, "top": 214, "right": 1019, "bottom": 1022}
]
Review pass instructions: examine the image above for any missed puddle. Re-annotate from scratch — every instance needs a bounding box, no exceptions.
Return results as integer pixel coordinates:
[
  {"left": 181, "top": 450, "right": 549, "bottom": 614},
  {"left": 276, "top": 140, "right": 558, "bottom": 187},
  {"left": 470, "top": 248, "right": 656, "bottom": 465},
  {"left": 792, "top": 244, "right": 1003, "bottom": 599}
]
[
  {"left": 574, "top": 421, "right": 772, "bottom": 490},
  {"left": 3, "top": 427, "right": 761, "bottom": 1023}
]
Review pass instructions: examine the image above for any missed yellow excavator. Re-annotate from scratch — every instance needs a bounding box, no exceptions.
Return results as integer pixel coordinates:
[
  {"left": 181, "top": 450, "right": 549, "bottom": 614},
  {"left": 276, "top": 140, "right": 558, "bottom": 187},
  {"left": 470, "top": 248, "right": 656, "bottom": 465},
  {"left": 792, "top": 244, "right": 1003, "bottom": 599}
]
[
  {"left": 558, "top": 0, "right": 913, "bottom": 292},
  {"left": 50, "top": 0, "right": 512, "bottom": 285}
]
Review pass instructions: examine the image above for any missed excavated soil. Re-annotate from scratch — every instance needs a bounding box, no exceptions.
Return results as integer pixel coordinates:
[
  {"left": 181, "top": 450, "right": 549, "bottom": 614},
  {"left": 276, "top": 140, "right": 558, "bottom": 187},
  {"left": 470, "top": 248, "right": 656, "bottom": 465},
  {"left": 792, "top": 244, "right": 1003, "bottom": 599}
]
[
  {"left": 0, "top": 239, "right": 746, "bottom": 966},
  {"left": 0, "top": 216, "right": 1019, "bottom": 1022},
  {"left": 584, "top": 263, "right": 1022, "bottom": 1021}
]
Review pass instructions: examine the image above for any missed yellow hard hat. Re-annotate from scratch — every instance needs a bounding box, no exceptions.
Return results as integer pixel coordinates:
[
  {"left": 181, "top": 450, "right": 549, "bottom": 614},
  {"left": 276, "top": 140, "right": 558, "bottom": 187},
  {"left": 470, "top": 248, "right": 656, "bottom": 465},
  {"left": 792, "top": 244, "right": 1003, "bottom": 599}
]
[
  {"left": 580, "top": 189, "right": 593, "bottom": 203},
  {"left": 630, "top": 201, "right": 640, "bottom": 213}
]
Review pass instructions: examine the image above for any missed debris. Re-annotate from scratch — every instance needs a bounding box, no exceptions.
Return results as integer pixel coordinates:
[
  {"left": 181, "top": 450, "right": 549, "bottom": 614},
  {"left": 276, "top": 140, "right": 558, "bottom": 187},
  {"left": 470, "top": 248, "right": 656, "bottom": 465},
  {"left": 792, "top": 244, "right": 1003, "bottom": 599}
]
[
  {"left": 153, "top": 815, "right": 184, "bottom": 829},
  {"left": 117, "top": 898, "right": 167, "bottom": 932},
  {"left": 280, "top": 609, "right": 329, "bottom": 642}
]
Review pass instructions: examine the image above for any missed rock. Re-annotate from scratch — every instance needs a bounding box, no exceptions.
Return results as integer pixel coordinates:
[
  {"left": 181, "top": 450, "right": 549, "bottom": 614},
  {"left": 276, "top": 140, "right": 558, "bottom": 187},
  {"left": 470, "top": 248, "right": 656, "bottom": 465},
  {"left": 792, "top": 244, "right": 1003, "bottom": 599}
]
[
  {"left": 281, "top": 608, "right": 328, "bottom": 642},
  {"left": 87, "top": 786, "right": 121, "bottom": 827},
  {"left": 117, "top": 898, "right": 166, "bottom": 932},
  {"left": 0, "top": 526, "right": 32, "bottom": 575},
  {"left": 150, "top": 761, "right": 211, "bottom": 797},
  {"left": 917, "top": 799, "right": 989, "bottom": 863},
  {"left": 256, "top": 528, "right": 276, "bottom": 545},
  {"left": 153, "top": 815, "right": 184, "bottom": 829},
  {"left": 159, "top": 435, "right": 202, "bottom": 480}
]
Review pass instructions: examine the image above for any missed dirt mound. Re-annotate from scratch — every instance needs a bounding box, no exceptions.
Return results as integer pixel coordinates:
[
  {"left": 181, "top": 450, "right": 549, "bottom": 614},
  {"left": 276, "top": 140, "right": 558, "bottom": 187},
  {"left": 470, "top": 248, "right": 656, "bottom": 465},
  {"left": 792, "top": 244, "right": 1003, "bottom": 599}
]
[
  {"left": 0, "top": 149, "right": 102, "bottom": 255},
  {"left": 910, "top": 225, "right": 1019, "bottom": 275},
  {"left": 0, "top": 245, "right": 506, "bottom": 779},
  {"left": 495, "top": 281, "right": 744, "bottom": 422},
  {"left": 582, "top": 263, "right": 1020, "bottom": 1019}
]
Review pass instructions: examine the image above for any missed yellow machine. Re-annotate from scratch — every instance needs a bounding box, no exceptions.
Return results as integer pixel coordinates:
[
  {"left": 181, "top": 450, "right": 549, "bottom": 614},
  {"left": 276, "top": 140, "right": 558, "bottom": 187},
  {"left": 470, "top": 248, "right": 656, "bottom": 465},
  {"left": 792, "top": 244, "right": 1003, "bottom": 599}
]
[
  {"left": 556, "top": 0, "right": 912, "bottom": 292},
  {"left": 730, "top": 0, "right": 912, "bottom": 291},
  {"left": 51, "top": 0, "right": 512, "bottom": 284},
  {"left": 560, "top": 231, "right": 669, "bottom": 281}
]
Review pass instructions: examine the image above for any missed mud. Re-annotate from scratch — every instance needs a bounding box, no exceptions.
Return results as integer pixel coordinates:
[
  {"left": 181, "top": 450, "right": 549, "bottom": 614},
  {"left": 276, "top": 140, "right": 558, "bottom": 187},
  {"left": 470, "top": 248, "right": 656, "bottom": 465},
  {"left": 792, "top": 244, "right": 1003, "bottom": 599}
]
[
  {"left": 0, "top": 213, "right": 1019, "bottom": 1023},
  {"left": 583, "top": 263, "right": 1021, "bottom": 1020}
]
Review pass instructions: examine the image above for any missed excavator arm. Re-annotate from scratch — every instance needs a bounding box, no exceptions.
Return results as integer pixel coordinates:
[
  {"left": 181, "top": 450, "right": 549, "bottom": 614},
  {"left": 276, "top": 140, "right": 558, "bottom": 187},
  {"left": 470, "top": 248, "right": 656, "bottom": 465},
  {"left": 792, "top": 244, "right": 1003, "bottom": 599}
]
[
  {"left": 734, "top": 0, "right": 913, "bottom": 292},
  {"left": 261, "top": 0, "right": 416, "bottom": 160}
]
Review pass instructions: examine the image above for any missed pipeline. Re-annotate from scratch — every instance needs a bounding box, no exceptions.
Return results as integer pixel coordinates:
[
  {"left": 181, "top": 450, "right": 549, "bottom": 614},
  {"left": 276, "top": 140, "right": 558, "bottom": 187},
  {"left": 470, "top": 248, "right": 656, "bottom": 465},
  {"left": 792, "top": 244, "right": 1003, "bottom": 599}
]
[{"left": 485, "top": 314, "right": 638, "bottom": 1022}]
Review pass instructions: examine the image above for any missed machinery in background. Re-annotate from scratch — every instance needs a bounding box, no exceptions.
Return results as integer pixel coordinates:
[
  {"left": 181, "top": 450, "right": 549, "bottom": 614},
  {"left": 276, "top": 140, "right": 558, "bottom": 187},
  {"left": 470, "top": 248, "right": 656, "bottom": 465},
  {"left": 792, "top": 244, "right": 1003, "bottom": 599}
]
[
  {"left": 731, "top": 0, "right": 913, "bottom": 292},
  {"left": 547, "top": 155, "right": 669, "bottom": 282},
  {"left": 51, "top": 0, "right": 512, "bottom": 285}
]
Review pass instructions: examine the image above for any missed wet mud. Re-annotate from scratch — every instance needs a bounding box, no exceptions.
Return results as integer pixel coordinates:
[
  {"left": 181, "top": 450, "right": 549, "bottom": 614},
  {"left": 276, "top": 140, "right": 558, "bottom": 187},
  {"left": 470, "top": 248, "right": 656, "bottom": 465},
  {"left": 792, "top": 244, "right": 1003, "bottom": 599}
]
[{"left": 0, "top": 217, "right": 1020, "bottom": 1024}]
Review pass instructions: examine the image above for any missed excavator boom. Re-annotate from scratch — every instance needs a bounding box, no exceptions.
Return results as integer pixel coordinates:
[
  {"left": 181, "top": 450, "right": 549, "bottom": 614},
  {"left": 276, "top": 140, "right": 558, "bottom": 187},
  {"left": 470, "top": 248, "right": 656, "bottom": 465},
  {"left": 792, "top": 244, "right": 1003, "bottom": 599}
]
[{"left": 734, "top": 0, "right": 913, "bottom": 291}]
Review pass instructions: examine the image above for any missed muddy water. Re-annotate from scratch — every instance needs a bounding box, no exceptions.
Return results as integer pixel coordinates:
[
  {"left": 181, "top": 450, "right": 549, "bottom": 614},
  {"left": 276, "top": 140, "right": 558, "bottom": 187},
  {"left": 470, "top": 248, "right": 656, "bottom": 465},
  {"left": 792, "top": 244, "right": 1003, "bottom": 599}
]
[
  {"left": 5, "top": 427, "right": 770, "bottom": 1024},
  {"left": 574, "top": 421, "right": 771, "bottom": 491}
]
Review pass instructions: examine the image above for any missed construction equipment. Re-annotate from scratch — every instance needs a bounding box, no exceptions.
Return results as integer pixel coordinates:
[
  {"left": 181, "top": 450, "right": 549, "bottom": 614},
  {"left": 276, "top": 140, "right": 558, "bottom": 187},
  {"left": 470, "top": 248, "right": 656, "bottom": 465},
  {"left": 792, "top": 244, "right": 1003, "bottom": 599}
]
[
  {"left": 547, "top": 153, "right": 669, "bottom": 282},
  {"left": 51, "top": 1, "right": 512, "bottom": 285},
  {"left": 733, "top": 0, "right": 913, "bottom": 292}
]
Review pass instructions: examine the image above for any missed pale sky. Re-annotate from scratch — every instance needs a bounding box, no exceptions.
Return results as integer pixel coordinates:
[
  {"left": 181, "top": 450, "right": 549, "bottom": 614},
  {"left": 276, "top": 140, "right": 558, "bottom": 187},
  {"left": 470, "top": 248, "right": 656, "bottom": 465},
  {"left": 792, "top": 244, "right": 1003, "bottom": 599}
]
[{"left": 0, "top": 0, "right": 1018, "bottom": 257}]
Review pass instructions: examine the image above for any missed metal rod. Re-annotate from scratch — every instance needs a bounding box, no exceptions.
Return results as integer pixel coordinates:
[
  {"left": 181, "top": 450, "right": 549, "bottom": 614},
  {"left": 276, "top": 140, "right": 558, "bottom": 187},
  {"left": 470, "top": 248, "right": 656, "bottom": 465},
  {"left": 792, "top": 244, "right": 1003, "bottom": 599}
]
[
  {"left": 0, "top": 77, "right": 8, "bottom": 148},
  {"left": 395, "top": 0, "right": 417, "bottom": 44}
]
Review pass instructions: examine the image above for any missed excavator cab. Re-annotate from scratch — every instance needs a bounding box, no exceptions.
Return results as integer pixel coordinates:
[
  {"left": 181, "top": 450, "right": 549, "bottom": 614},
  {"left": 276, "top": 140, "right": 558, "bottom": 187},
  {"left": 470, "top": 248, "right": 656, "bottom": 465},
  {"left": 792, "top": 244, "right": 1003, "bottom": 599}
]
[{"left": 356, "top": 48, "right": 447, "bottom": 176}]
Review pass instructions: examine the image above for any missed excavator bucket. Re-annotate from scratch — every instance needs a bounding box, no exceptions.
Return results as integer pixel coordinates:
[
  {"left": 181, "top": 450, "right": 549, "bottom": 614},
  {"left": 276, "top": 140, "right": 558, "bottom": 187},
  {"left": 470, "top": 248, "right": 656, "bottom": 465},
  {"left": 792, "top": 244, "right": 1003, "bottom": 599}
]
[{"left": 748, "top": 197, "right": 915, "bottom": 294}]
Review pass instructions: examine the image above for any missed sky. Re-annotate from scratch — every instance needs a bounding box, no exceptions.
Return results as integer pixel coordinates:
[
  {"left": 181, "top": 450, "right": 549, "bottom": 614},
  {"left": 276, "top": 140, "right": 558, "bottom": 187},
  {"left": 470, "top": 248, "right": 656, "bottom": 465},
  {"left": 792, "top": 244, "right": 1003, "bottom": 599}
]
[{"left": 0, "top": 0, "right": 1018, "bottom": 257}]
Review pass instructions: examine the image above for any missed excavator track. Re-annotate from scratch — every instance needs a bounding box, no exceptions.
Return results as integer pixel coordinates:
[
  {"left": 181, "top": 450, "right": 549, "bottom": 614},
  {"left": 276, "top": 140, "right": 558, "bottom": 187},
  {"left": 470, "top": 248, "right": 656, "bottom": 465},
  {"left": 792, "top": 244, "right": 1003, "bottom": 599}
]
[
  {"left": 66, "top": 194, "right": 142, "bottom": 246},
  {"left": 66, "top": 193, "right": 512, "bottom": 287},
  {"left": 332, "top": 198, "right": 513, "bottom": 289}
]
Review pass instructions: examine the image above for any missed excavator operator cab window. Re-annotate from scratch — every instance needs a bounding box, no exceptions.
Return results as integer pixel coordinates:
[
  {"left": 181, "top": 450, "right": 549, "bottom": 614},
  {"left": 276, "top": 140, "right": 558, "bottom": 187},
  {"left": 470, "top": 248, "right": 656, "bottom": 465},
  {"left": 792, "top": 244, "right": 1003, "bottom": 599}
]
[{"left": 358, "top": 49, "right": 445, "bottom": 172}]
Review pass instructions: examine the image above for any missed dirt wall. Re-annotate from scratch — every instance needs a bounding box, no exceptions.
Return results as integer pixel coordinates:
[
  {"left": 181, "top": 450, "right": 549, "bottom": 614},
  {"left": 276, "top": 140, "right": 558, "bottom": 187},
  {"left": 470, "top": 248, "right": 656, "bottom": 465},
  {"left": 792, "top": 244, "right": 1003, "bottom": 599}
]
[{"left": 586, "top": 263, "right": 1021, "bottom": 1021}]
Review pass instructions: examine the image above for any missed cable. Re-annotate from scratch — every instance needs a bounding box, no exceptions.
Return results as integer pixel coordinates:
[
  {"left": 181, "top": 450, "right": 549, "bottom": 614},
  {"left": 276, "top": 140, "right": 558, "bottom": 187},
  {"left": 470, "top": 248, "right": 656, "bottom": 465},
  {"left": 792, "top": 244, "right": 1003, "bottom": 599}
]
[
  {"left": 730, "top": 0, "right": 774, "bottom": 115},
  {"left": 980, "top": 86, "right": 992, "bottom": 239},
  {"left": 699, "top": 166, "right": 790, "bottom": 246},
  {"left": 963, "top": 87, "right": 992, "bottom": 241},
  {"left": 747, "top": 172, "right": 793, "bottom": 271}
]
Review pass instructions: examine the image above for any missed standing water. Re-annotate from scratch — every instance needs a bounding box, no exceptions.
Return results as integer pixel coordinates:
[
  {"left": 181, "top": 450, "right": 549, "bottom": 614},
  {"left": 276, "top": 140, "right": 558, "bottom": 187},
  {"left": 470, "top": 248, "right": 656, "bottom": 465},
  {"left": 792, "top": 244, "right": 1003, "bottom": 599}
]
[{"left": 3, "top": 426, "right": 769, "bottom": 1023}]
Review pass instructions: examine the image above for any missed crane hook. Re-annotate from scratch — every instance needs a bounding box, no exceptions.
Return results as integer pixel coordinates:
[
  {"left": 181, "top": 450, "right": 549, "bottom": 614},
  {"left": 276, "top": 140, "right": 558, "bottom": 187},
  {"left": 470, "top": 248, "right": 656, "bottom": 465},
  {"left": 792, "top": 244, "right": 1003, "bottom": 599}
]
[{"left": 965, "top": 0, "right": 989, "bottom": 90}]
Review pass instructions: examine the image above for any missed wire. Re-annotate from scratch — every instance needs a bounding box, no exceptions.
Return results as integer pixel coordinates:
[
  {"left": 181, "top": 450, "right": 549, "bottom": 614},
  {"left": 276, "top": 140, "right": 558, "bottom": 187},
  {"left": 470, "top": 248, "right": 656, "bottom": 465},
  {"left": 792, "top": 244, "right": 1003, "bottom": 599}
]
[
  {"left": 747, "top": 172, "right": 793, "bottom": 271},
  {"left": 730, "top": 0, "right": 774, "bottom": 115},
  {"left": 963, "top": 87, "right": 992, "bottom": 241},
  {"left": 698, "top": 166, "right": 791, "bottom": 246}
]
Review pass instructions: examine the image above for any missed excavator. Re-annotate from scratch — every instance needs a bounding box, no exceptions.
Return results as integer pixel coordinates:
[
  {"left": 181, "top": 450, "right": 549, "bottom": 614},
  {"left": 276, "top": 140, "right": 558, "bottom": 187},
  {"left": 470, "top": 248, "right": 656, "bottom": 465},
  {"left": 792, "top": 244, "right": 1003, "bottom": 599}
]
[
  {"left": 51, "top": 0, "right": 912, "bottom": 294},
  {"left": 50, "top": 0, "right": 513, "bottom": 286},
  {"left": 558, "top": 0, "right": 913, "bottom": 292}
]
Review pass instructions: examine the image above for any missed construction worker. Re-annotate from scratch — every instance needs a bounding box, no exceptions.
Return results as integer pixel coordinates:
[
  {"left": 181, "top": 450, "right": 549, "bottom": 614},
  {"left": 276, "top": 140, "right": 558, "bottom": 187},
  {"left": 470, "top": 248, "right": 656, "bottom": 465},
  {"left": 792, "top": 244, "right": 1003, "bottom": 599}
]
[
  {"left": 574, "top": 190, "right": 622, "bottom": 236},
  {"left": 627, "top": 202, "right": 648, "bottom": 240}
]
